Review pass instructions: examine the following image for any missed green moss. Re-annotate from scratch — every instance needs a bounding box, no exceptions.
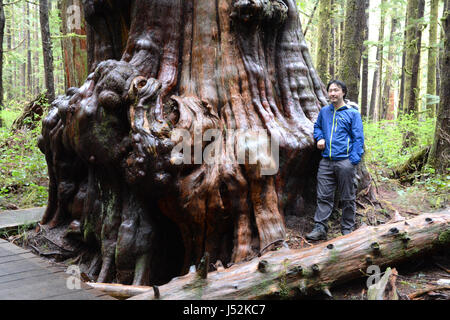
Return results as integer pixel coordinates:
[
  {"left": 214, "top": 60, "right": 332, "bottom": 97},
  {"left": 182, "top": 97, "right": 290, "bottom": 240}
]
[
  {"left": 437, "top": 229, "right": 450, "bottom": 245},
  {"left": 302, "top": 268, "right": 313, "bottom": 278},
  {"left": 328, "top": 248, "right": 340, "bottom": 264},
  {"left": 404, "top": 247, "right": 421, "bottom": 258}
]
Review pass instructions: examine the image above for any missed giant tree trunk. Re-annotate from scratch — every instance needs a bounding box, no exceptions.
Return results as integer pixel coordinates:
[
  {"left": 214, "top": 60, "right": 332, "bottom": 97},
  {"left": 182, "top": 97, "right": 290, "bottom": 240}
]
[{"left": 38, "top": 0, "right": 333, "bottom": 287}]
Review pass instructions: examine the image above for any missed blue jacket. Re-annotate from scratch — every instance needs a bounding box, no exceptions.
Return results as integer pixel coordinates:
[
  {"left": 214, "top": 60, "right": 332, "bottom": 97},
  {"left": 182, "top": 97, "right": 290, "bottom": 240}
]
[{"left": 313, "top": 104, "right": 365, "bottom": 165}]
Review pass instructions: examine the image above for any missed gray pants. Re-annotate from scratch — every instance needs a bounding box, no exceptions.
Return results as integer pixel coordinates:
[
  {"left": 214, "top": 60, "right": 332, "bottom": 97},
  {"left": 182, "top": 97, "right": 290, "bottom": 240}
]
[{"left": 314, "top": 158, "right": 356, "bottom": 232}]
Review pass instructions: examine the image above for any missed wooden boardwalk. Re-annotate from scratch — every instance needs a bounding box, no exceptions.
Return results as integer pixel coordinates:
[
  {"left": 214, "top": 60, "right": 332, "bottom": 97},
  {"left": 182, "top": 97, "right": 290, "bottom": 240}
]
[
  {"left": 0, "top": 207, "right": 45, "bottom": 230},
  {"left": 0, "top": 238, "right": 115, "bottom": 300}
]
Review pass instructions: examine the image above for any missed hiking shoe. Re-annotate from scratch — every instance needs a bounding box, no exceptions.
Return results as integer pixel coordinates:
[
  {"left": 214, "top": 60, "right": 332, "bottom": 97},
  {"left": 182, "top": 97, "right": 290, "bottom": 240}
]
[{"left": 305, "top": 224, "right": 327, "bottom": 241}]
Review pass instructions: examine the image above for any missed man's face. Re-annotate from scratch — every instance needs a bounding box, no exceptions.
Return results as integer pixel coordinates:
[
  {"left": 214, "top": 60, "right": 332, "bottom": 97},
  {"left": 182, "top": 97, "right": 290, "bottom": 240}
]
[{"left": 328, "top": 83, "right": 345, "bottom": 104}]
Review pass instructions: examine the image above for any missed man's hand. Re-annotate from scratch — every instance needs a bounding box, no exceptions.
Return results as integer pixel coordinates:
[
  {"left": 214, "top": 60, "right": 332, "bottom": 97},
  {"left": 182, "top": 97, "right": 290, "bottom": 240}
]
[{"left": 317, "top": 139, "right": 325, "bottom": 150}]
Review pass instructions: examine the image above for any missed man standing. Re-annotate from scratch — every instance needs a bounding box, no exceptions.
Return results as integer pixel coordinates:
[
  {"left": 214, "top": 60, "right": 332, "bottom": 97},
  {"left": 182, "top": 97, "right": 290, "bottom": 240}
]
[{"left": 306, "top": 80, "right": 365, "bottom": 241}]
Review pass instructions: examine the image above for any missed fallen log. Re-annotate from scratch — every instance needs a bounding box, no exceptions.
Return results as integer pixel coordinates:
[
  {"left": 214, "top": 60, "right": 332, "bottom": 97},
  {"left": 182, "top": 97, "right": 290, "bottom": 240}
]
[
  {"left": 11, "top": 93, "right": 46, "bottom": 131},
  {"left": 129, "top": 212, "right": 450, "bottom": 300},
  {"left": 391, "top": 147, "right": 430, "bottom": 181},
  {"left": 408, "top": 285, "right": 450, "bottom": 300},
  {"left": 86, "top": 282, "right": 154, "bottom": 299}
]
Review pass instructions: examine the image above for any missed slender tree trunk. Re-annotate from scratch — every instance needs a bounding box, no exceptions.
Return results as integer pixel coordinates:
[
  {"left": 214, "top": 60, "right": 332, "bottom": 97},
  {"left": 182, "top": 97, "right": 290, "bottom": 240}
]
[
  {"left": 39, "top": 0, "right": 55, "bottom": 103},
  {"left": 34, "top": 4, "right": 40, "bottom": 96},
  {"left": 360, "top": 0, "right": 370, "bottom": 117},
  {"left": 26, "top": 2, "right": 32, "bottom": 95},
  {"left": 427, "top": 0, "right": 449, "bottom": 174},
  {"left": 426, "top": 0, "right": 439, "bottom": 117},
  {"left": 403, "top": 0, "right": 425, "bottom": 117},
  {"left": 316, "top": 0, "right": 331, "bottom": 83},
  {"left": 0, "top": 0, "right": 4, "bottom": 126},
  {"left": 381, "top": 17, "right": 398, "bottom": 120},
  {"left": 369, "top": 0, "right": 385, "bottom": 121},
  {"left": 61, "top": 0, "right": 87, "bottom": 90},
  {"left": 11, "top": 5, "right": 16, "bottom": 99},
  {"left": 376, "top": 0, "right": 386, "bottom": 122},
  {"left": 328, "top": 0, "right": 335, "bottom": 81},
  {"left": 437, "top": 0, "right": 448, "bottom": 99},
  {"left": 21, "top": 3, "right": 26, "bottom": 99},
  {"left": 338, "top": 0, "right": 366, "bottom": 103},
  {"left": 5, "top": 2, "right": 11, "bottom": 101},
  {"left": 403, "top": 0, "right": 425, "bottom": 147},
  {"left": 398, "top": 15, "right": 407, "bottom": 115}
]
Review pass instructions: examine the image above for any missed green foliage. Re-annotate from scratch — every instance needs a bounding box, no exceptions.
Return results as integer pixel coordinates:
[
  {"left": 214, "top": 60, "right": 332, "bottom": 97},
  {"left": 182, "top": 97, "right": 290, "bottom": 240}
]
[
  {"left": 364, "top": 115, "right": 449, "bottom": 209},
  {"left": 0, "top": 104, "right": 48, "bottom": 209},
  {"left": 364, "top": 114, "right": 435, "bottom": 169}
]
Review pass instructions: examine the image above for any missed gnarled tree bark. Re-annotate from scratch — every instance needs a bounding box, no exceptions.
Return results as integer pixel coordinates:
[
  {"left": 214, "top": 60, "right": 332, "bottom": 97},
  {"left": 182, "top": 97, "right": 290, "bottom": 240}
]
[{"left": 38, "top": 0, "right": 332, "bottom": 286}]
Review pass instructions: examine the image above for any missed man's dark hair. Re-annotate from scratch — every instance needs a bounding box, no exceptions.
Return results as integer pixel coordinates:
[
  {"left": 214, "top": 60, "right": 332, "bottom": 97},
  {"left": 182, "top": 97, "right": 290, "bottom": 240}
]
[{"left": 327, "top": 80, "right": 347, "bottom": 99}]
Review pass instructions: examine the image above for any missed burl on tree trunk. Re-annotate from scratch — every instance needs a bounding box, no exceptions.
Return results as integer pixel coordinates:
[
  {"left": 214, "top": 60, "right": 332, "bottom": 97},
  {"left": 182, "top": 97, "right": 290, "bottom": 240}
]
[{"left": 38, "top": 0, "right": 329, "bottom": 286}]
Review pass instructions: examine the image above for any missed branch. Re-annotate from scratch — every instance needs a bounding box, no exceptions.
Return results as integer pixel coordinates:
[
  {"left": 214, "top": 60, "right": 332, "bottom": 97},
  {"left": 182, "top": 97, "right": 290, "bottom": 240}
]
[
  {"left": 1, "top": 38, "right": 25, "bottom": 53},
  {"left": 303, "top": 0, "right": 319, "bottom": 37}
]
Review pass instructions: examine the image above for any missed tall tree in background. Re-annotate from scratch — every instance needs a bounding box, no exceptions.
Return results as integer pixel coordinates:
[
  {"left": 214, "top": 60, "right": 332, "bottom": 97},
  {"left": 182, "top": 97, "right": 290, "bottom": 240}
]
[
  {"left": 381, "top": 16, "right": 399, "bottom": 120},
  {"left": 34, "top": 4, "right": 41, "bottom": 96},
  {"left": 328, "top": 0, "right": 335, "bottom": 80},
  {"left": 437, "top": 0, "right": 448, "bottom": 98},
  {"left": 369, "top": 0, "right": 385, "bottom": 121},
  {"left": 316, "top": 0, "right": 331, "bottom": 83},
  {"left": 39, "top": 0, "right": 55, "bottom": 103},
  {"left": 428, "top": 0, "right": 449, "bottom": 174},
  {"left": 360, "top": 0, "right": 370, "bottom": 117},
  {"left": 5, "top": 1, "right": 10, "bottom": 100},
  {"left": 0, "top": 0, "right": 5, "bottom": 127},
  {"left": 26, "top": 2, "right": 32, "bottom": 93},
  {"left": 59, "top": 0, "right": 87, "bottom": 90},
  {"left": 403, "top": 0, "right": 425, "bottom": 117},
  {"left": 426, "top": 0, "right": 439, "bottom": 117},
  {"left": 338, "top": 0, "right": 366, "bottom": 103}
]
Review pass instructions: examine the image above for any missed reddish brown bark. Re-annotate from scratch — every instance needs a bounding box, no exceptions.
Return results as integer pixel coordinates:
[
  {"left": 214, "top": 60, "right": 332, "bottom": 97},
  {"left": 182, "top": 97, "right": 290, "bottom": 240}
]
[
  {"left": 59, "top": 0, "right": 88, "bottom": 89},
  {"left": 38, "top": 0, "right": 330, "bottom": 286}
]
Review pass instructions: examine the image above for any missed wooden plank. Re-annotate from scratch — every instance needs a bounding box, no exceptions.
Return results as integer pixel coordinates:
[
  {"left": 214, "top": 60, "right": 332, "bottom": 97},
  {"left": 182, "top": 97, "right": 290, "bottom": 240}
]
[
  {"left": 0, "top": 243, "right": 32, "bottom": 257},
  {"left": 0, "top": 272, "right": 96, "bottom": 300},
  {"left": 0, "top": 238, "right": 111, "bottom": 299},
  {"left": 0, "top": 207, "right": 45, "bottom": 230},
  {"left": 0, "top": 268, "right": 57, "bottom": 285},
  {"left": 0, "top": 252, "right": 37, "bottom": 264},
  {"left": 42, "top": 290, "right": 112, "bottom": 300},
  {"left": 0, "top": 257, "right": 46, "bottom": 277}
]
